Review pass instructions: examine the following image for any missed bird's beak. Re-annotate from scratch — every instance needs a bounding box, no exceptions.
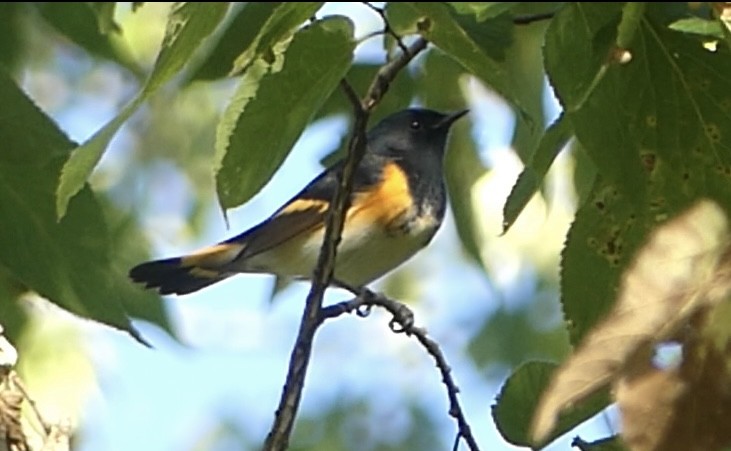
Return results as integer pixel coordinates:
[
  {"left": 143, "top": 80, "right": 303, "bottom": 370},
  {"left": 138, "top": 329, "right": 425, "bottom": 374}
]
[{"left": 435, "top": 109, "right": 470, "bottom": 129}]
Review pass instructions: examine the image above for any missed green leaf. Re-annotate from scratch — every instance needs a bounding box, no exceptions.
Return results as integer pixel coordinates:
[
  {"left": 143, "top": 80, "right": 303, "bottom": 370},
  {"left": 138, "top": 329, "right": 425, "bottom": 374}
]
[
  {"left": 230, "top": 2, "right": 324, "bottom": 75},
  {"left": 56, "top": 2, "right": 228, "bottom": 220},
  {"left": 145, "top": 2, "right": 230, "bottom": 94},
  {"left": 87, "top": 2, "right": 122, "bottom": 34},
  {"left": 387, "top": 2, "right": 527, "bottom": 118},
  {"left": 556, "top": 11, "right": 731, "bottom": 343},
  {"left": 447, "top": 2, "right": 521, "bottom": 21},
  {"left": 216, "top": 17, "right": 355, "bottom": 210},
  {"left": 0, "top": 3, "right": 24, "bottom": 72},
  {"left": 0, "top": 73, "right": 166, "bottom": 341},
  {"left": 189, "top": 2, "right": 282, "bottom": 81},
  {"left": 35, "top": 2, "right": 141, "bottom": 76},
  {"left": 493, "top": 361, "right": 610, "bottom": 448},
  {"left": 56, "top": 97, "right": 142, "bottom": 219},
  {"left": 668, "top": 17, "right": 723, "bottom": 38},
  {"left": 503, "top": 113, "right": 572, "bottom": 233}
]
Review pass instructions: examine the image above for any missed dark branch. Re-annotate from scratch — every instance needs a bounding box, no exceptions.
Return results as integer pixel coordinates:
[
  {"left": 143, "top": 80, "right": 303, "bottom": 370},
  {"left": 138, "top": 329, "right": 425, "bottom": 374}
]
[
  {"left": 320, "top": 288, "right": 481, "bottom": 451},
  {"left": 362, "top": 2, "right": 410, "bottom": 56},
  {"left": 262, "top": 38, "right": 429, "bottom": 451}
]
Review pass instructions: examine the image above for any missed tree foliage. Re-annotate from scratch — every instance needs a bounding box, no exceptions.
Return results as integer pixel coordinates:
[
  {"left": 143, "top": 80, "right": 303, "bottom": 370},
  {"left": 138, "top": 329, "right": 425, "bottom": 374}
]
[{"left": 3, "top": 2, "right": 731, "bottom": 450}]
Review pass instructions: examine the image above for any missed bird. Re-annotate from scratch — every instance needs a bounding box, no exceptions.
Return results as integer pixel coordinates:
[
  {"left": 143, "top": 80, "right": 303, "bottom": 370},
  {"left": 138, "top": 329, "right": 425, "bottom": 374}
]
[{"left": 129, "top": 108, "right": 468, "bottom": 295}]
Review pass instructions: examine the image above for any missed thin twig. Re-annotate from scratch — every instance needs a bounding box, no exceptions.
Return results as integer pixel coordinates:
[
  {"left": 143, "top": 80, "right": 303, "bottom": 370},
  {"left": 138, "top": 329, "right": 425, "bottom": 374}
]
[
  {"left": 513, "top": 11, "right": 555, "bottom": 25},
  {"left": 320, "top": 288, "right": 481, "bottom": 451},
  {"left": 262, "top": 38, "right": 429, "bottom": 451},
  {"left": 363, "top": 2, "right": 410, "bottom": 55}
]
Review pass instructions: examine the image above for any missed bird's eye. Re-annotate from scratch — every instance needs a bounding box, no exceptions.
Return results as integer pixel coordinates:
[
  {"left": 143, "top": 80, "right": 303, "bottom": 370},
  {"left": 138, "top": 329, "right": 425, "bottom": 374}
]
[{"left": 410, "top": 120, "right": 421, "bottom": 130}]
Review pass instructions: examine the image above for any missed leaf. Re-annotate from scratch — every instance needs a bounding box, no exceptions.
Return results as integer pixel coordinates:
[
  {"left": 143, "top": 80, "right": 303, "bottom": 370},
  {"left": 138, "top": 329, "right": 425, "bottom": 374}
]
[
  {"left": 668, "top": 17, "right": 723, "bottom": 39},
  {"left": 56, "top": 97, "right": 142, "bottom": 219},
  {"left": 386, "top": 2, "right": 528, "bottom": 118},
  {"left": 447, "top": 2, "right": 521, "bottom": 21},
  {"left": 559, "top": 13, "right": 731, "bottom": 344},
  {"left": 188, "top": 2, "right": 282, "bottom": 81},
  {"left": 144, "top": 2, "right": 229, "bottom": 94},
  {"left": 215, "top": 17, "right": 355, "bottom": 210},
  {"left": 35, "top": 2, "right": 141, "bottom": 75},
  {"left": 533, "top": 200, "right": 730, "bottom": 443},
  {"left": 56, "top": 2, "right": 229, "bottom": 219},
  {"left": 0, "top": 73, "right": 166, "bottom": 341},
  {"left": 230, "top": 2, "right": 324, "bottom": 75},
  {"left": 503, "top": 113, "right": 572, "bottom": 233},
  {"left": 493, "top": 361, "right": 610, "bottom": 448},
  {"left": 0, "top": 3, "right": 24, "bottom": 72}
]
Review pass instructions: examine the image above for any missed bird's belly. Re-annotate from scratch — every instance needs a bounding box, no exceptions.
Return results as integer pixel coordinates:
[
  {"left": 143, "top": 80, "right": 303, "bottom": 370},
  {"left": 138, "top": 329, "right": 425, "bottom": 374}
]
[{"left": 247, "top": 211, "right": 440, "bottom": 286}]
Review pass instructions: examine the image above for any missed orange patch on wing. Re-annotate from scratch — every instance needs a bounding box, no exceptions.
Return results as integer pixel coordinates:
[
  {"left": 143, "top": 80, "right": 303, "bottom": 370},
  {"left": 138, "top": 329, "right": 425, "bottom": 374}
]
[
  {"left": 348, "top": 162, "right": 413, "bottom": 227},
  {"left": 181, "top": 243, "right": 244, "bottom": 268}
]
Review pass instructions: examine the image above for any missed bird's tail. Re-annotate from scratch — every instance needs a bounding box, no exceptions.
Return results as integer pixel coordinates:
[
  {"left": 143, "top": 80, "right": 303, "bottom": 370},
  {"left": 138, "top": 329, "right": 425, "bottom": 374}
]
[{"left": 129, "top": 243, "right": 244, "bottom": 295}]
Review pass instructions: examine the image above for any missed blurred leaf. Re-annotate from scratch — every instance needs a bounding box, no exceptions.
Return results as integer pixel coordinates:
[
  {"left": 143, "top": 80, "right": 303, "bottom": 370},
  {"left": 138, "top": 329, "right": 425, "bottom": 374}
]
[
  {"left": 0, "top": 268, "right": 29, "bottom": 342},
  {"left": 35, "top": 2, "right": 140, "bottom": 75},
  {"left": 145, "top": 2, "right": 229, "bottom": 94},
  {"left": 0, "top": 72, "right": 156, "bottom": 341},
  {"left": 447, "top": 2, "right": 521, "bottom": 21},
  {"left": 216, "top": 17, "right": 355, "bottom": 210},
  {"left": 503, "top": 113, "right": 572, "bottom": 233},
  {"left": 189, "top": 2, "right": 282, "bottom": 81},
  {"left": 535, "top": 200, "right": 729, "bottom": 443},
  {"left": 445, "top": 4, "right": 515, "bottom": 61},
  {"left": 387, "top": 2, "right": 528, "bottom": 118},
  {"left": 56, "top": 2, "right": 228, "bottom": 219},
  {"left": 468, "top": 306, "right": 569, "bottom": 369},
  {"left": 0, "top": 3, "right": 24, "bottom": 72},
  {"left": 418, "top": 52, "right": 486, "bottom": 266},
  {"left": 87, "top": 2, "right": 121, "bottom": 34},
  {"left": 230, "top": 2, "right": 324, "bottom": 75},
  {"left": 103, "top": 203, "right": 174, "bottom": 336},
  {"left": 668, "top": 17, "right": 723, "bottom": 38},
  {"left": 493, "top": 361, "right": 610, "bottom": 448}
]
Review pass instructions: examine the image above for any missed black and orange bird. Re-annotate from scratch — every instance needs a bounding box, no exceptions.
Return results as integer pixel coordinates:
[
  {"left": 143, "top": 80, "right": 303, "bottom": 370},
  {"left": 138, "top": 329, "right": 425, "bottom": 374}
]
[{"left": 129, "top": 108, "right": 468, "bottom": 295}]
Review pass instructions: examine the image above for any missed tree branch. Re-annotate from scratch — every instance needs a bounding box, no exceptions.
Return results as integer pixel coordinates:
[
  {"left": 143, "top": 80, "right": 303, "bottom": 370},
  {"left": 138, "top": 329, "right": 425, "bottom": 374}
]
[
  {"left": 262, "top": 37, "right": 429, "bottom": 451},
  {"left": 320, "top": 288, "right": 481, "bottom": 451}
]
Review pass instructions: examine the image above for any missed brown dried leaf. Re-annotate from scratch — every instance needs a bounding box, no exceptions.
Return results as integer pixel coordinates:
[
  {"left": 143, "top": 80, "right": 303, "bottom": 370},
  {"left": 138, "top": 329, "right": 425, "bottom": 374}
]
[{"left": 532, "top": 200, "right": 730, "bottom": 443}]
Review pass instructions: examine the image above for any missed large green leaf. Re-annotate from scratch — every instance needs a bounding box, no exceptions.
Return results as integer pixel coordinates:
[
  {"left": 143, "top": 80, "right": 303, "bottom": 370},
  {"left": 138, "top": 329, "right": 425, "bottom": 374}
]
[
  {"left": 554, "top": 6, "right": 731, "bottom": 343},
  {"left": 55, "top": 2, "right": 229, "bottom": 219},
  {"left": 215, "top": 16, "right": 355, "bottom": 210},
  {"left": 493, "top": 361, "right": 610, "bottom": 448},
  {"left": 0, "top": 72, "right": 170, "bottom": 340}
]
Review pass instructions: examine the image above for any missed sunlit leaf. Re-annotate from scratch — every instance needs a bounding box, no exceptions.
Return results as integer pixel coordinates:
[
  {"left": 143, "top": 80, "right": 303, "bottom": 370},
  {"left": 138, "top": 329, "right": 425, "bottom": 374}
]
[
  {"left": 36, "top": 2, "right": 141, "bottom": 75},
  {"left": 447, "top": 2, "right": 520, "bottom": 21},
  {"left": 216, "top": 17, "right": 355, "bottom": 210},
  {"left": 56, "top": 2, "right": 229, "bottom": 219},
  {"left": 56, "top": 97, "right": 141, "bottom": 219},
  {"left": 503, "top": 113, "right": 572, "bottom": 233},
  {"left": 668, "top": 17, "right": 723, "bottom": 39}
]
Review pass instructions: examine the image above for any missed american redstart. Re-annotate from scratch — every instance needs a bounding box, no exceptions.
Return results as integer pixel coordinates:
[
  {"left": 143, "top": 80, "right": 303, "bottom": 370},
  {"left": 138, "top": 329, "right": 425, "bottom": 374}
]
[{"left": 129, "top": 108, "right": 468, "bottom": 295}]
